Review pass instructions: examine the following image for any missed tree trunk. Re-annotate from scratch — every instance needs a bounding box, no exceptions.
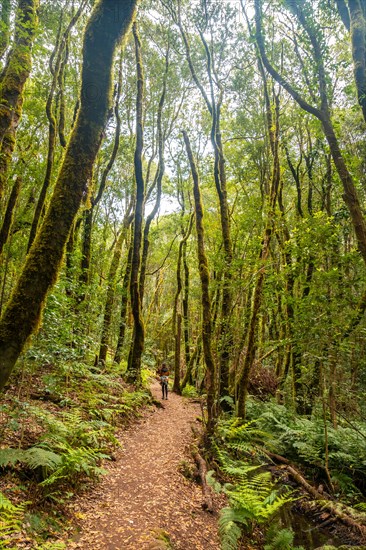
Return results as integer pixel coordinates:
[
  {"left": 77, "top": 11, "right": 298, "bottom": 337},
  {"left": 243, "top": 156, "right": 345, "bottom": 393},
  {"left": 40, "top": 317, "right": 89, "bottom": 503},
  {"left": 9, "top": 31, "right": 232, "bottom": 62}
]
[
  {"left": 0, "top": 0, "right": 138, "bottom": 392},
  {"left": 183, "top": 130, "right": 217, "bottom": 435},
  {"left": 0, "top": 176, "right": 21, "bottom": 256},
  {"left": 114, "top": 239, "right": 133, "bottom": 365},
  {"left": 0, "top": 0, "right": 38, "bottom": 201},
  {"left": 126, "top": 22, "right": 145, "bottom": 385},
  {"left": 99, "top": 221, "right": 130, "bottom": 366},
  {"left": 27, "top": 2, "right": 85, "bottom": 251}
]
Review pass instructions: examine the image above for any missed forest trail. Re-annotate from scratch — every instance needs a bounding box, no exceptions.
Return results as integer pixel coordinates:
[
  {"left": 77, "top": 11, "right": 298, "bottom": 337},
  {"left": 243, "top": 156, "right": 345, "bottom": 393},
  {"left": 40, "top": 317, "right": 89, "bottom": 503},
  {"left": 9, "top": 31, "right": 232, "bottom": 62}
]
[{"left": 71, "top": 383, "right": 221, "bottom": 550}]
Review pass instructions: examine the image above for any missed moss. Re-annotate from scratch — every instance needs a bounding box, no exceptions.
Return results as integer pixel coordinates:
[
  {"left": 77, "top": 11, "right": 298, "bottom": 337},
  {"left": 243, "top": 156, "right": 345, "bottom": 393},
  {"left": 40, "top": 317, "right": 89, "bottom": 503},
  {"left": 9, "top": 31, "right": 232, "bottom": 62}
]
[
  {"left": 0, "top": 0, "right": 39, "bottom": 145},
  {"left": 126, "top": 22, "right": 145, "bottom": 383},
  {"left": 0, "top": 0, "right": 139, "bottom": 391}
]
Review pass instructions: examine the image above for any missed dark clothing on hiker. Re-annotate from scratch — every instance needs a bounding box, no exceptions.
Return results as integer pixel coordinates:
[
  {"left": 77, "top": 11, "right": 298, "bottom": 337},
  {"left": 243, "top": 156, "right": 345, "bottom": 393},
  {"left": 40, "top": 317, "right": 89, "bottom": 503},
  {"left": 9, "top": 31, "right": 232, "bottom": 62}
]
[{"left": 157, "top": 363, "right": 169, "bottom": 399}]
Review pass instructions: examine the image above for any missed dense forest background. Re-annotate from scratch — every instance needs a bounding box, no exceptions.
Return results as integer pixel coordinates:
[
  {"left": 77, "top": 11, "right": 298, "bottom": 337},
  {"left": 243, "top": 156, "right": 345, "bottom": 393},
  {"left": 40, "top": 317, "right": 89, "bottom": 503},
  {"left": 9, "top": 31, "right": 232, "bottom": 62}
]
[{"left": 1, "top": 0, "right": 366, "bottom": 548}]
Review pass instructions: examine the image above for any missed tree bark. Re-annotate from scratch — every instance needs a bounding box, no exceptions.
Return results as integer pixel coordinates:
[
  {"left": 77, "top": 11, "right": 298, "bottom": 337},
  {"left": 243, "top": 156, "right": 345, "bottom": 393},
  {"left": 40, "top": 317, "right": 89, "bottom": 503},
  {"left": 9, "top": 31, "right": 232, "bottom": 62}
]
[
  {"left": 0, "top": 176, "right": 21, "bottom": 256},
  {"left": 27, "top": 2, "right": 85, "bottom": 251},
  {"left": 0, "top": 0, "right": 38, "bottom": 201},
  {"left": 183, "top": 130, "right": 217, "bottom": 435},
  {"left": 126, "top": 22, "right": 145, "bottom": 385},
  {"left": 114, "top": 239, "right": 133, "bottom": 365},
  {"left": 0, "top": 0, "right": 138, "bottom": 392}
]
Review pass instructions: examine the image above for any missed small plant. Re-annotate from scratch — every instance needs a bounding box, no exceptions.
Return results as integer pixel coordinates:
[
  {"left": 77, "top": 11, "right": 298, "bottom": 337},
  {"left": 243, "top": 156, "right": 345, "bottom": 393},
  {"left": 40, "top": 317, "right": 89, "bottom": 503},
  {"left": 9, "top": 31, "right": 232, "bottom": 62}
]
[
  {"left": 211, "top": 419, "right": 296, "bottom": 550},
  {"left": 264, "top": 526, "right": 304, "bottom": 550},
  {"left": 208, "top": 464, "right": 295, "bottom": 550},
  {"left": 0, "top": 492, "right": 27, "bottom": 549},
  {"left": 182, "top": 384, "right": 199, "bottom": 398}
]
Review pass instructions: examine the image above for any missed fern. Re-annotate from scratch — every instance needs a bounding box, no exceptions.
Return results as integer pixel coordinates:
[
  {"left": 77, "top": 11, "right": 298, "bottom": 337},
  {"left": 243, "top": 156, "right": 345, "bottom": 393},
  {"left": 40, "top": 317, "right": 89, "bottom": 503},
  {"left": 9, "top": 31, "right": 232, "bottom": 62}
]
[
  {"left": 212, "top": 418, "right": 297, "bottom": 550},
  {"left": 210, "top": 464, "right": 295, "bottom": 550},
  {"left": 219, "top": 508, "right": 243, "bottom": 550},
  {"left": 39, "top": 442, "right": 108, "bottom": 488},
  {"left": 0, "top": 447, "right": 61, "bottom": 471},
  {"left": 264, "top": 527, "right": 304, "bottom": 550},
  {"left": 0, "top": 492, "right": 27, "bottom": 548}
]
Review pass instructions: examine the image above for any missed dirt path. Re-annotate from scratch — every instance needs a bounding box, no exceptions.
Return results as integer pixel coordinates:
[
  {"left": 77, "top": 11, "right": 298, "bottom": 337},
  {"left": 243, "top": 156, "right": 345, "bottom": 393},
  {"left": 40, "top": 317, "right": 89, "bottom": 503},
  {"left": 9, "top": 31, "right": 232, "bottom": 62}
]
[{"left": 71, "top": 383, "right": 221, "bottom": 549}]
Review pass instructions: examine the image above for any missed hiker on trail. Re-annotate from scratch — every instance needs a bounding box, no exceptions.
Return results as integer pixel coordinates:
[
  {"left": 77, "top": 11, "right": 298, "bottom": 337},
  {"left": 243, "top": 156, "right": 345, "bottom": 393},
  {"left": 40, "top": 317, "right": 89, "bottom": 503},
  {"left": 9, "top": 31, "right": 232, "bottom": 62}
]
[{"left": 157, "top": 362, "right": 169, "bottom": 400}]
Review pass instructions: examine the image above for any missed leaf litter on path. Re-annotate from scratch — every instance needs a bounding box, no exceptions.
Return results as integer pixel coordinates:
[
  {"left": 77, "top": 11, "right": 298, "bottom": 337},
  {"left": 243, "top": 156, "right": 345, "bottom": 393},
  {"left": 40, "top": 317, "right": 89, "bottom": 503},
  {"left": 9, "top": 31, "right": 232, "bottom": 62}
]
[{"left": 69, "top": 383, "right": 221, "bottom": 549}]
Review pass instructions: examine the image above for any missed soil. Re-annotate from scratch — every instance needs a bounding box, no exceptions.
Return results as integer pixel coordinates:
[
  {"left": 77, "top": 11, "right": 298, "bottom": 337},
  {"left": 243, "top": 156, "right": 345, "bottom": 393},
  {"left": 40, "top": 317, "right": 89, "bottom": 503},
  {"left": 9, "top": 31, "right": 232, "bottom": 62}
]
[{"left": 69, "top": 383, "right": 222, "bottom": 550}]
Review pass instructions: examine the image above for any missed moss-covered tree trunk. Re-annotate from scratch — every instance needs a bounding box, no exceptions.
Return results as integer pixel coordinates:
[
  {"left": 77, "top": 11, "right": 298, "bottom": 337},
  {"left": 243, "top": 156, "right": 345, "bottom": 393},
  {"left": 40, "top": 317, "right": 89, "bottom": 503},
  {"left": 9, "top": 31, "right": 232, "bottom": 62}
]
[
  {"left": 183, "top": 130, "right": 217, "bottom": 435},
  {"left": 27, "top": 2, "right": 85, "bottom": 251},
  {"left": 0, "top": 176, "right": 21, "bottom": 256},
  {"left": 126, "top": 22, "right": 145, "bottom": 385},
  {"left": 0, "top": 0, "right": 38, "bottom": 201},
  {"left": 0, "top": 0, "right": 138, "bottom": 392},
  {"left": 0, "top": 0, "right": 11, "bottom": 62},
  {"left": 114, "top": 239, "right": 133, "bottom": 365},
  {"left": 176, "top": 14, "right": 233, "bottom": 401},
  {"left": 99, "top": 211, "right": 132, "bottom": 366}
]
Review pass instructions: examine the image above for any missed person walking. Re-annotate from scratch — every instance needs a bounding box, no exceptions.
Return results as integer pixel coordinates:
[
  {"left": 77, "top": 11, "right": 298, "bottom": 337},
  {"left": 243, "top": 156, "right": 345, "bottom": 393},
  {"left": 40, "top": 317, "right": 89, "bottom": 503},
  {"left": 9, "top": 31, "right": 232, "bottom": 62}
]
[{"left": 157, "top": 362, "right": 169, "bottom": 400}]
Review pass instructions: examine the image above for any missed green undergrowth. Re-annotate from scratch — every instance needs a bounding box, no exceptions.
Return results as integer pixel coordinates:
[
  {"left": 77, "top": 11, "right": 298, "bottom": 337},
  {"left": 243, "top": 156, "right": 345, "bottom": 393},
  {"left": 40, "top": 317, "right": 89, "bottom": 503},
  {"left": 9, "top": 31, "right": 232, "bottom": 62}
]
[
  {"left": 210, "top": 397, "right": 366, "bottom": 549},
  {"left": 210, "top": 418, "right": 298, "bottom": 550},
  {"left": 0, "top": 361, "right": 152, "bottom": 548},
  {"left": 245, "top": 398, "right": 366, "bottom": 501}
]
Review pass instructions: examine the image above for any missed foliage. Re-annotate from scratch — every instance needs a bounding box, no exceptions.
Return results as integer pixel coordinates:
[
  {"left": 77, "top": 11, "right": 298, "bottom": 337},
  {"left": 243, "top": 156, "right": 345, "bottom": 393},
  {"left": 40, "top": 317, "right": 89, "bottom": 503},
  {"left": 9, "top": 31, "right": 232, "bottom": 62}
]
[
  {"left": 181, "top": 384, "right": 199, "bottom": 398},
  {"left": 208, "top": 462, "right": 295, "bottom": 550},
  {"left": 210, "top": 419, "right": 295, "bottom": 550},
  {"left": 264, "top": 526, "right": 304, "bottom": 550},
  {"left": 0, "top": 492, "right": 27, "bottom": 549},
  {"left": 246, "top": 398, "right": 366, "bottom": 498}
]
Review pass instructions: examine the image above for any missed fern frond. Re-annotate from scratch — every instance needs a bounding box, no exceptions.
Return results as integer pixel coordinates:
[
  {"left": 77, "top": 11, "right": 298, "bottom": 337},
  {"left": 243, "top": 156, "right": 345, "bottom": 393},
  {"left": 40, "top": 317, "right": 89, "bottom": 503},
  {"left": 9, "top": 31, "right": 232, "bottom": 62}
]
[
  {"left": 0, "top": 492, "right": 26, "bottom": 542},
  {"left": 219, "top": 507, "right": 246, "bottom": 550},
  {"left": 0, "top": 448, "right": 25, "bottom": 468}
]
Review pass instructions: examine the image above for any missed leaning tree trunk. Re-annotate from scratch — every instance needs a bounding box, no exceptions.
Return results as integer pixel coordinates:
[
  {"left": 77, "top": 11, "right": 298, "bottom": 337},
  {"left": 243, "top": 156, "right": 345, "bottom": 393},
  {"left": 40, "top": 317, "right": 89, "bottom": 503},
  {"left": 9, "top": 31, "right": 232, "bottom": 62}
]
[
  {"left": 0, "top": 0, "right": 38, "bottom": 202},
  {"left": 78, "top": 49, "right": 124, "bottom": 302},
  {"left": 0, "top": 176, "right": 21, "bottom": 256},
  {"left": 126, "top": 22, "right": 145, "bottom": 385},
  {"left": 0, "top": 0, "right": 138, "bottom": 392},
  {"left": 183, "top": 130, "right": 217, "bottom": 436}
]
